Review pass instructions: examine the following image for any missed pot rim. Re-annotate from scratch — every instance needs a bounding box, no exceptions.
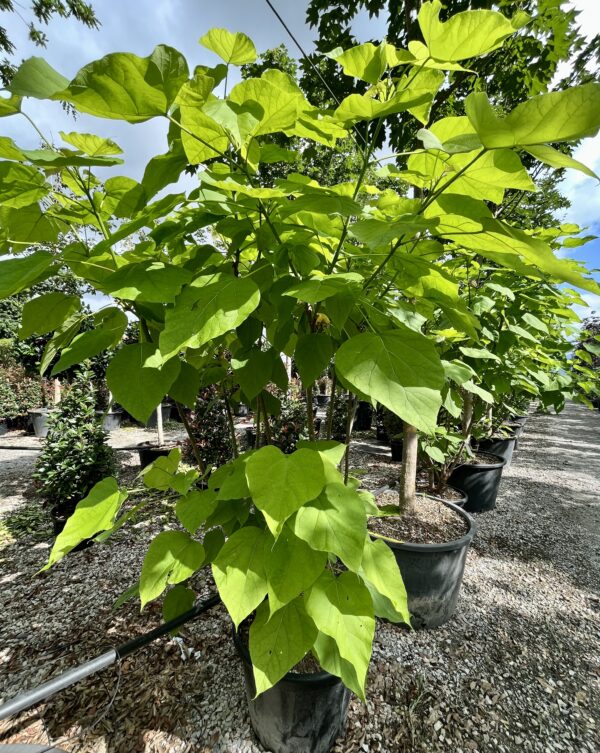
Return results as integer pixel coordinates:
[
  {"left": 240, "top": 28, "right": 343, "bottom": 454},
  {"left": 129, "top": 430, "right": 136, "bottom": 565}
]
[
  {"left": 457, "top": 451, "right": 506, "bottom": 470},
  {"left": 369, "top": 497, "right": 477, "bottom": 553},
  {"left": 232, "top": 624, "right": 341, "bottom": 687}
]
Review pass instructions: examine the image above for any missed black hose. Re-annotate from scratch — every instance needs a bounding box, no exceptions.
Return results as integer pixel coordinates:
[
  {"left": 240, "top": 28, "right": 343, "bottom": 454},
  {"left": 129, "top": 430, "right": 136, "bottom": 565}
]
[{"left": 0, "top": 593, "right": 220, "bottom": 721}]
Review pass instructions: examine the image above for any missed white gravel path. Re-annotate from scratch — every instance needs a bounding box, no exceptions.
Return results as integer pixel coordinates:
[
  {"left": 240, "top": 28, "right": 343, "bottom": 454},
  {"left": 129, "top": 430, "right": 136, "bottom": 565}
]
[{"left": 0, "top": 402, "right": 599, "bottom": 753}]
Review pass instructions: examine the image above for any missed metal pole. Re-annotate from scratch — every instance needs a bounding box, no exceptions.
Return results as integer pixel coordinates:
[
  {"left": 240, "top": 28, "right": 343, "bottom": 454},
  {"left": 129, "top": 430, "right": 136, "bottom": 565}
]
[{"left": 0, "top": 594, "right": 220, "bottom": 722}]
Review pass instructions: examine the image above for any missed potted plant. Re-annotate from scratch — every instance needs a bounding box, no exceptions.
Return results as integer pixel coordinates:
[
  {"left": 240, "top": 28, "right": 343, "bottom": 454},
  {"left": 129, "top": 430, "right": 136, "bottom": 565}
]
[
  {"left": 32, "top": 367, "right": 115, "bottom": 538},
  {"left": 315, "top": 376, "right": 330, "bottom": 407},
  {"left": 3, "top": 3, "right": 600, "bottom": 746}
]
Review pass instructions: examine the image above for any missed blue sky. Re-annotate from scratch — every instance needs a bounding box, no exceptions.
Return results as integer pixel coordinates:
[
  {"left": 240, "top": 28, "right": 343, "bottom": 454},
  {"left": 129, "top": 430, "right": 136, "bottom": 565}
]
[{"left": 1, "top": 0, "right": 598, "bottom": 316}]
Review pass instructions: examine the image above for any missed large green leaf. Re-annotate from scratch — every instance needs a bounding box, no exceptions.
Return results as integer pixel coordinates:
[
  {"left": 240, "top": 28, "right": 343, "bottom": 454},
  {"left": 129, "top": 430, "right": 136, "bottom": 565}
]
[
  {"left": 19, "top": 292, "right": 80, "bottom": 338},
  {"left": 334, "top": 89, "right": 430, "bottom": 124},
  {"left": 178, "top": 78, "right": 229, "bottom": 163},
  {"left": 293, "top": 483, "right": 367, "bottom": 570},
  {"left": 0, "top": 93, "right": 22, "bottom": 116},
  {"left": 304, "top": 571, "right": 374, "bottom": 701},
  {"left": 228, "top": 77, "right": 301, "bottom": 137},
  {"left": 1, "top": 204, "right": 60, "bottom": 247},
  {"left": 284, "top": 273, "right": 362, "bottom": 303},
  {"left": 336, "top": 329, "right": 445, "bottom": 433},
  {"left": 199, "top": 29, "right": 257, "bottom": 65},
  {"left": 9, "top": 57, "right": 69, "bottom": 98},
  {"left": 326, "top": 42, "right": 387, "bottom": 84},
  {"left": 106, "top": 343, "right": 181, "bottom": 423},
  {"left": 142, "top": 448, "right": 198, "bottom": 495},
  {"left": 212, "top": 526, "right": 272, "bottom": 627},
  {"left": 139, "top": 530, "right": 205, "bottom": 608},
  {"left": 312, "top": 631, "right": 363, "bottom": 699},
  {"left": 51, "top": 307, "right": 128, "bottom": 376},
  {"left": 142, "top": 144, "right": 189, "bottom": 198},
  {"left": 160, "top": 275, "right": 260, "bottom": 359},
  {"left": 418, "top": 0, "right": 518, "bottom": 62},
  {"left": 175, "top": 489, "right": 218, "bottom": 534},
  {"left": 359, "top": 536, "right": 410, "bottom": 625},
  {"left": 101, "top": 261, "right": 191, "bottom": 304},
  {"left": 245, "top": 446, "right": 326, "bottom": 534},
  {"left": 42, "top": 478, "right": 127, "bottom": 570},
  {"left": 57, "top": 46, "right": 189, "bottom": 122},
  {"left": 466, "top": 85, "right": 600, "bottom": 148},
  {"left": 294, "top": 334, "right": 334, "bottom": 386},
  {"left": 0, "top": 252, "right": 55, "bottom": 299},
  {"left": 265, "top": 524, "right": 327, "bottom": 614},
  {"left": 0, "top": 162, "right": 48, "bottom": 209},
  {"left": 168, "top": 361, "right": 201, "bottom": 408},
  {"left": 59, "top": 131, "right": 123, "bottom": 156},
  {"left": 524, "top": 144, "right": 599, "bottom": 180},
  {"left": 249, "top": 598, "right": 317, "bottom": 696},
  {"left": 231, "top": 348, "right": 287, "bottom": 401}
]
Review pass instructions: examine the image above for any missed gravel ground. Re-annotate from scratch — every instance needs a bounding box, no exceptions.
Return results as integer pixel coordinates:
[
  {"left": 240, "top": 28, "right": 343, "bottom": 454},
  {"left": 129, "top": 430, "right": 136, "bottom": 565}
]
[{"left": 1, "top": 403, "right": 599, "bottom": 753}]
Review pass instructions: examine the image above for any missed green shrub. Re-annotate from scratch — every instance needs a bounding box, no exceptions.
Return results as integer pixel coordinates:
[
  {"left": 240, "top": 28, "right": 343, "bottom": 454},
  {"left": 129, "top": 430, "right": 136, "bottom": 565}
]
[
  {"left": 183, "top": 386, "right": 233, "bottom": 472},
  {"left": 33, "top": 368, "right": 115, "bottom": 518},
  {"left": 0, "top": 371, "right": 19, "bottom": 419},
  {"left": 272, "top": 396, "right": 309, "bottom": 453}
]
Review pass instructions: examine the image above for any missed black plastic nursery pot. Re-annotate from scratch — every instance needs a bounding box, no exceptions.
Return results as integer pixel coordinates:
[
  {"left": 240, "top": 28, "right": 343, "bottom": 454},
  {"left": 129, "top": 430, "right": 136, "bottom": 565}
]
[
  {"left": 477, "top": 433, "right": 517, "bottom": 468},
  {"left": 506, "top": 421, "right": 525, "bottom": 439},
  {"left": 245, "top": 427, "right": 256, "bottom": 448},
  {"left": 0, "top": 419, "right": 7, "bottom": 436},
  {"left": 234, "top": 402, "right": 249, "bottom": 417},
  {"left": 353, "top": 401, "right": 373, "bottom": 431},
  {"left": 233, "top": 628, "right": 350, "bottom": 753},
  {"left": 28, "top": 408, "right": 53, "bottom": 438},
  {"left": 137, "top": 444, "right": 172, "bottom": 468},
  {"left": 96, "top": 410, "right": 122, "bottom": 432},
  {"left": 390, "top": 438, "right": 403, "bottom": 461},
  {"left": 448, "top": 452, "right": 506, "bottom": 513},
  {"left": 145, "top": 404, "right": 172, "bottom": 429},
  {"left": 372, "top": 500, "right": 476, "bottom": 629},
  {"left": 316, "top": 393, "right": 330, "bottom": 407}
]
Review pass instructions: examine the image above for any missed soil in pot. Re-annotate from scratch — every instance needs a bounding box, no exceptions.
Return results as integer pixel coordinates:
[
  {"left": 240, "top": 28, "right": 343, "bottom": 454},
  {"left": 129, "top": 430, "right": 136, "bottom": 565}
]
[
  {"left": 137, "top": 442, "right": 173, "bottom": 468},
  {"left": 233, "top": 625, "right": 350, "bottom": 753},
  {"left": 476, "top": 433, "right": 517, "bottom": 467},
  {"left": 0, "top": 419, "right": 7, "bottom": 436},
  {"left": 369, "top": 492, "right": 475, "bottom": 629},
  {"left": 448, "top": 451, "right": 506, "bottom": 513},
  {"left": 415, "top": 478, "right": 468, "bottom": 507}
]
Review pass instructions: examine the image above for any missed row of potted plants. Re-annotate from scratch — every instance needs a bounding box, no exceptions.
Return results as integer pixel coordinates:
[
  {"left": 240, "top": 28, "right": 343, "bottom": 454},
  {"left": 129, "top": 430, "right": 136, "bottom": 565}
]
[{"left": 2, "top": 4, "right": 600, "bottom": 750}]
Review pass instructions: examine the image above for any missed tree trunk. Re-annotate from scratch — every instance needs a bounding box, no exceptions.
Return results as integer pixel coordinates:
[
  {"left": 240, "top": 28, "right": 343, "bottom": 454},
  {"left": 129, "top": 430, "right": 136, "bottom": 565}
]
[
  {"left": 399, "top": 422, "right": 418, "bottom": 515},
  {"left": 156, "top": 401, "right": 164, "bottom": 447},
  {"left": 462, "top": 390, "right": 474, "bottom": 441}
]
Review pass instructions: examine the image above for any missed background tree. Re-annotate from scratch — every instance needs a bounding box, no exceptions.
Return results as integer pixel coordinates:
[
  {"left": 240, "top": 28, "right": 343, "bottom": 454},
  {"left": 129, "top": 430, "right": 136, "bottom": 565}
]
[
  {"left": 0, "top": 0, "right": 99, "bottom": 86},
  {"left": 303, "top": 0, "right": 600, "bottom": 226}
]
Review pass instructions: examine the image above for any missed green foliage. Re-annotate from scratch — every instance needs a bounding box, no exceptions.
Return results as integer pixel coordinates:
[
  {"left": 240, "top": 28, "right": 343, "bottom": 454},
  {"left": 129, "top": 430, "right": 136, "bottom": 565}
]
[
  {"left": 182, "top": 386, "right": 233, "bottom": 471},
  {"left": 271, "top": 395, "right": 309, "bottom": 454},
  {"left": 6, "top": 3, "right": 600, "bottom": 701},
  {"left": 33, "top": 367, "right": 115, "bottom": 517},
  {"left": 0, "top": 368, "right": 19, "bottom": 419},
  {"left": 0, "top": 0, "right": 100, "bottom": 87}
]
